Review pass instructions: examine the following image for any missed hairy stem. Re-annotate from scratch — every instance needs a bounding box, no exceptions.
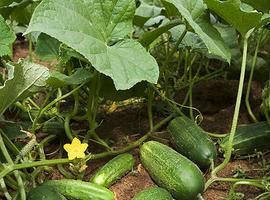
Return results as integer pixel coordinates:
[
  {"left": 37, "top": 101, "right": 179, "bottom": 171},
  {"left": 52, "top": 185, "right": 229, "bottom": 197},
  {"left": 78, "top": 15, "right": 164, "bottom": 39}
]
[{"left": 211, "top": 36, "right": 249, "bottom": 176}]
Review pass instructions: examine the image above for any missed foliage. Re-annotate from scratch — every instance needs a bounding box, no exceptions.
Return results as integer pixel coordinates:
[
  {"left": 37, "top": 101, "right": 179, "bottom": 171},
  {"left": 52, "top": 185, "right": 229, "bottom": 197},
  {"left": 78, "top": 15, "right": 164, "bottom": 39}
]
[
  {"left": 0, "top": 0, "right": 269, "bottom": 199},
  {"left": 0, "top": 60, "right": 49, "bottom": 115},
  {"left": 25, "top": 0, "right": 159, "bottom": 90},
  {"left": 0, "top": 15, "right": 16, "bottom": 57}
]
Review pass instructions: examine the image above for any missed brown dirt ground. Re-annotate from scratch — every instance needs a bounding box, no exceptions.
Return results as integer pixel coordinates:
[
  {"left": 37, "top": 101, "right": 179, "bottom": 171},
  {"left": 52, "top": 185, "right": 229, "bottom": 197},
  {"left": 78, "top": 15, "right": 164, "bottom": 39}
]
[{"left": 9, "top": 40, "right": 270, "bottom": 200}]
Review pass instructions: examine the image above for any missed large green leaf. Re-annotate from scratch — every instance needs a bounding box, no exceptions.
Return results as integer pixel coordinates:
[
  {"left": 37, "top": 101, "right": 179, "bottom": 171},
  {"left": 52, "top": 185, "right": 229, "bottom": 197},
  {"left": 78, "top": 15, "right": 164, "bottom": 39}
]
[
  {"left": 162, "top": 0, "right": 231, "bottom": 62},
  {"left": 0, "top": 60, "right": 49, "bottom": 115},
  {"left": 25, "top": 0, "right": 159, "bottom": 90},
  {"left": 0, "top": 15, "right": 16, "bottom": 57},
  {"left": 35, "top": 33, "right": 60, "bottom": 61},
  {"left": 204, "top": 0, "right": 262, "bottom": 36},
  {"left": 134, "top": 1, "right": 163, "bottom": 27},
  {"left": 47, "top": 69, "right": 93, "bottom": 88},
  {"left": 139, "top": 19, "right": 181, "bottom": 47},
  {"left": 242, "top": 0, "right": 270, "bottom": 13}
]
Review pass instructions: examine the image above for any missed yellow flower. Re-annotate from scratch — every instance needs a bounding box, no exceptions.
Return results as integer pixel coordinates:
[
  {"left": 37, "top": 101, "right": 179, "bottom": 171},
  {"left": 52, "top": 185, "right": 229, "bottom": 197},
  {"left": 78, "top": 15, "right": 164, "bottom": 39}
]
[
  {"left": 64, "top": 138, "right": 88, "bottom": 160},
  {"left": 107, "top": 102, "right": 118, "bottom": 113}
]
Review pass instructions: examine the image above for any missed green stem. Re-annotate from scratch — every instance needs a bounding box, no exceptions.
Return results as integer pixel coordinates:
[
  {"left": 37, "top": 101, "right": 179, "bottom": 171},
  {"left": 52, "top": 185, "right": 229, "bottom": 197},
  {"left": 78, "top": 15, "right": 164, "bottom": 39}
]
[
  {"left": 147, "top": 87, "right": 154, "bottom": 131},
  {"left": 86, "top": 114, "right": 175, "bottom": 161},
  {"left": 205, "top": 176, "right": 266, "bottom": 190},
  {"left": 206, "top": 131, "right": 227, "bottom": 138},
  {"left": 1, "top": 130, "right": 20, "bottom": 155},
  {"left": 0, "top": 115, "right": 174, "bottom": 179},
  {"left": 0, "top": 130, "right": 26, "bottom": 200},
  {"left": 28, "top": 36, "right": 33, "bottom": 62},
  {"left": 188, "top": 56, "right": 194, "bottom": 120},
  {"left": 0, "top": 178, "right": 11, "bottom": 200},
  {"left": 27, "top": 97, "right": 40, "bottom": 110},
  {"left": 85, "top": 72, "right": 109, "bottom": 148},
  {"left": 211, "top": 36, "right": 249, "bottom": 176},
  {"left": 245, "top": 32, "right": 262, "bottom": 123},
  {"left": 264, "top": 110, "right": 270, "bottom": 126},
  {"left": 32, "top": 84, "right": 84, "bottom": 132},
  {"left": 228, "top": 181, "right": 265, "bottom": 200},
  {"left": 57, "top": 145, "right": 74, "bottom": 179}
]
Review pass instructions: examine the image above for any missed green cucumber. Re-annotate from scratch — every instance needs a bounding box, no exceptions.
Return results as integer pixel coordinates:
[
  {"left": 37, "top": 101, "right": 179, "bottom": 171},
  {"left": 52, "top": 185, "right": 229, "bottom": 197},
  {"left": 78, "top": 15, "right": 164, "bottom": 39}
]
[
  {"left": 42, "top": 121, "right": 65, "bottom": 136},
  {"left": 132, "top": 187, "right": 173, "bottom": 200},
  {"left": 220, "top": 122, "right": 270, "bottom": 155},
  {"left": 91, "top": 153, "right": 135, "bottom": 187},
  {"left": 43, "top": 179, "right": 115, "bottom": 200},
  {"left": 27, "top": 185, "right": 67, "bottom": 200},
  {"left": 140, "top": 141, "right": 205, "bottom": 200},
  {"left": 167, "top": 116, "right": 217, "bottom": 168}
]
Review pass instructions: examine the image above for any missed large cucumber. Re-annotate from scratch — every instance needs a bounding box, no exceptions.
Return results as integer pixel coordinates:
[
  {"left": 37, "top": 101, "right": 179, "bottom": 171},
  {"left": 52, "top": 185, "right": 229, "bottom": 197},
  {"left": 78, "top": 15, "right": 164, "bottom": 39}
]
[
  {"left": 140, "top": 141, "right": 205, "bottom": 200},
  {"left": 91, "top": 153, "right": 135, "bottom": 187},
  {"left": 43, "top": 179, "right": 115, "bottom": 200},
  {"left": 167, "top": 116, "right": 217, "bottom": 168},
  {"left": 132, "top": 187, "right": 173, "bottom": 200},
  {"left": 220, "top": 122, "right": 270, "bottom": 155}
]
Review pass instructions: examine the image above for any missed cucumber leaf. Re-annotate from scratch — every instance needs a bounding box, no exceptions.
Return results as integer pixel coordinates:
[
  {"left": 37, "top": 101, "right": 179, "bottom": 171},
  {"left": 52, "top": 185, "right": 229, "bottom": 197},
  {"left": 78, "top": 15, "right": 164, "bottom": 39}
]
[
  {"left": 35, "top": 33, "right": 61, "bottom": 61},
  {"left": 0, "top": 15, "right": 16, "bottom": 57},
  {"left": 25, "top": 0, "right": 159, "bottom": 90},
  {"left": 242, "top": 0, "right": 270, "bottom": 13},
  {"left": 204, "top": 0, "right": 262, "bottom": 36},
  {"left": 0, "top": 60, "right": 49, "bottom": 115},
  {"left": 162, "top": 0, "right": 231, "bottom": 62},
  {"left": 47, "top": 69, "right": 93, "bottom": 88}
]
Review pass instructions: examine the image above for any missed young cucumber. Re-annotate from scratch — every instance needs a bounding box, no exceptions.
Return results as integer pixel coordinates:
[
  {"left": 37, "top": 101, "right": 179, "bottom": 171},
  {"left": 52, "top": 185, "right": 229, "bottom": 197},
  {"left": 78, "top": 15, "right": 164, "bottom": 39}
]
[
  {"left": 132, "top": 187, "right": 173, "bottom": 200},
  {"left": 167, "top": 116, "right": 217, "bottom": 169},
  {"left": 91, "top": 153, "right": 135, "bottom": 187},
  {"left": 140, "top": 141, "right": 205, "bottom": 200},
  {"left": 43, "top": 179, "right": 115, "bottom": 200},
  {"left": 27, "top": 185, "right": 67, "bottom": 200},
  {"left": 42, "top": 120, "right": 65, "bottom": 136},
  {"left": 220, "top": 121, "right": 270, "bottom": 155}
]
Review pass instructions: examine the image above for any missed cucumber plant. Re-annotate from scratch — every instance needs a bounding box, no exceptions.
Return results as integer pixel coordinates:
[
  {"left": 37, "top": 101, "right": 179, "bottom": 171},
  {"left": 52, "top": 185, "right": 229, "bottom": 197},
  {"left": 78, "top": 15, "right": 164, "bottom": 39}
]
[{"left": 0, "top": 0, "right": 269, "bottom": 199}]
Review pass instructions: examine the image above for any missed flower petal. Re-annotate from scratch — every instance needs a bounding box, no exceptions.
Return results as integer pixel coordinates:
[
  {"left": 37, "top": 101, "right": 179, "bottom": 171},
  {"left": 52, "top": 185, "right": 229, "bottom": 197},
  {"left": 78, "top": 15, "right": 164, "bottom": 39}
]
[
  {"left": 63, "top": 144, "right": 72, "bottom": 152},
  {"left": 80, "top": 143, "right": 88, "bottom": 151},
  {"left": 72, "top": 137, "right": 81, "bottom": 145},
  {"left": 76, "top": 152, "right": 86, "bottom": 159},
  {"left": 68, "top": 152, "right": 77, "bottom": 160}
]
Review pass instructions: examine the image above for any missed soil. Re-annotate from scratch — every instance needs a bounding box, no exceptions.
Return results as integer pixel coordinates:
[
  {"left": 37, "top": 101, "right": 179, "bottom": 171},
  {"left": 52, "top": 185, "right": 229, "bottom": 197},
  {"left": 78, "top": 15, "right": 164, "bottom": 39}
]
[{"left": 9, "top": 40, "right": 270, "bottom": 200}]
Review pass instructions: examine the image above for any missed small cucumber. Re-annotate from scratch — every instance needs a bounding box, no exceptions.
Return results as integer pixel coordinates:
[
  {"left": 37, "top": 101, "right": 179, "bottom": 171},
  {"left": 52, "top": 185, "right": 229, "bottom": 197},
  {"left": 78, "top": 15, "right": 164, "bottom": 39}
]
[
  {"left": 27, "top": 185, "right": 67, "bottom": 200},
  {"left": 42, "top": 120, "right": 65, "bottom": 136},
  {"left": 167, "top": 116, "right": 217, "bottom": 168},
  {"left": 43, "top": 179, "right": 115, "bottom": 200},
  {"left": 91, "top": 153, "right": 135, "bottom": 187},
  {"left": 132, "top": 187, "right": 173, "bottom": 200},
  {"left": 220, "top": 122, "right": 270, "bottom": 155},
  {"left": 140, "top": 141, "right": 205, "bottom": 200}
]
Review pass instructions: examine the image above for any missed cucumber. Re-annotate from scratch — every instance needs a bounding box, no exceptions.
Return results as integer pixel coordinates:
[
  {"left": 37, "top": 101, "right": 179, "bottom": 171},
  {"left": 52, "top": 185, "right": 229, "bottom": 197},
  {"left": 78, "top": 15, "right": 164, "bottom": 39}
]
[
  {"left": 91, "top": 153, "right": 135, "bottom": 187},
  {"left": 167, "top": 116, "right": 217, "bottom": 168},
  {"left": 27, "top": 185, "right": 67, "bottom": 200},
  {"left": 132, "top": 187, "right": 173, "bottom": 200},
  {"left": 140, "top": 141, "right": 205, "bottom": 200},
  {"left": 220, "top": 122, "right": 270, "bottom": 155},
  {"left": 42, "top": 120, "right": 65, "bottom": 136},
  {"left": 43, "top": 179, "right": 115, "bottom": 200}
]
